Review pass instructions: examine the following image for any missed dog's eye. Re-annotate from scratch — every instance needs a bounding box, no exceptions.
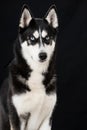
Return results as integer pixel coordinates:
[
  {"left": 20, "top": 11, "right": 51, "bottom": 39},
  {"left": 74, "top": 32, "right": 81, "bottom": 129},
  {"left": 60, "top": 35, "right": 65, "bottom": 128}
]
[
  {"left": 30, "top": 36, "right": 35, "bottom": 41},
  {"left": 43, "top": 36, "right": 50, "bottom": 45},
  {"left": 45, "top": 36, "right": 50, "bottom": 41},
  {"left": 27, "top": 36, "right": 36, "bottom": 45}
]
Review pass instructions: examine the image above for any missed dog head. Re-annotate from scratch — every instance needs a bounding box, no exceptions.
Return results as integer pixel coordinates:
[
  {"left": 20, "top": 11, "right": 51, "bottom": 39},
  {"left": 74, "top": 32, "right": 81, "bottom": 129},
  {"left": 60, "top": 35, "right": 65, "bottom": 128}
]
[{"left": 18, "top": 4, "right": 58, "bottom": 71}]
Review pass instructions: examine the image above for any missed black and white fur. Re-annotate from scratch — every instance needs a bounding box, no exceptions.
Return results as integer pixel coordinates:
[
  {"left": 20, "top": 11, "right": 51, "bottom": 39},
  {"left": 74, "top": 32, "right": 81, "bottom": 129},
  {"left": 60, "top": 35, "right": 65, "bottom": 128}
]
[{"left": 0, "top": 4, "right": 58, "bottom": 130}]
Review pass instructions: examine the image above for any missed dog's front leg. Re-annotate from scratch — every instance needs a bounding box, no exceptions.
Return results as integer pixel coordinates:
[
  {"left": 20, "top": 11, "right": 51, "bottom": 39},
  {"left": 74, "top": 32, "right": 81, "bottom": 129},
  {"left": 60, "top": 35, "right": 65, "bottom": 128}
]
[
  {"left": 39, "top": 116, "right": 52, "bottom": 130},
  {"left": 10, "top": 122, "right": 15, "bottom": 130}
]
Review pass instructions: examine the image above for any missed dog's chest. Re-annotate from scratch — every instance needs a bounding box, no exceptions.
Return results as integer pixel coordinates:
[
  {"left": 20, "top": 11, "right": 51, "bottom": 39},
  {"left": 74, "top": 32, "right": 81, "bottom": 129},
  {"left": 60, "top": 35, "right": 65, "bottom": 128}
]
[
  {"left": 26, "top": 93, "right": 56, "bottom": 130},
  {"left": 12, "top": 72, "right": 57, "bottom": 130},
  {"left": 12, "top": 89, "right": 56, "bottom": 130}
]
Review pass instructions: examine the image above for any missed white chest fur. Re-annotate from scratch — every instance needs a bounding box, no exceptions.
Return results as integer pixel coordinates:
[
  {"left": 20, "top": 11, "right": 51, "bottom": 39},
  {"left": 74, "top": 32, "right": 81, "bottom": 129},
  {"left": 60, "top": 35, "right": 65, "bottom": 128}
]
[
  {"left": 12, "top": 71, "right": 57, "bottom": 130},
  {"left": 27, "top": 71, "right": 45, "bottom": 90},
  {"left": 12, "top": 90, "right": 57, "bottom": 130},
  {"left": 12, "top": 90, "right": 56, "bottom": 130}
]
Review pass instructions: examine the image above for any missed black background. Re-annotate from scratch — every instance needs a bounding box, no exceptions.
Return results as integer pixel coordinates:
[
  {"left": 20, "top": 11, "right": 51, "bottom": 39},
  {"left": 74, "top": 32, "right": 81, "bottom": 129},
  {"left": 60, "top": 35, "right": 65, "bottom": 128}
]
[{"left": 0, "top": 0, "right": 87, "bottom": 130}]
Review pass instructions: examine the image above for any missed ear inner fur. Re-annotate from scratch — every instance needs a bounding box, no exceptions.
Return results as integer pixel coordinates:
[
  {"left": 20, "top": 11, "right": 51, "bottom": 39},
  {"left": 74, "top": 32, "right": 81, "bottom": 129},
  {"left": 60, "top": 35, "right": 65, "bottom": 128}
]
[
  {"left": 44, "top": 5, "right": 58, "bottom": 28},
  {"left": 19, "top": 5, "right": 32, "bottom": 28}
]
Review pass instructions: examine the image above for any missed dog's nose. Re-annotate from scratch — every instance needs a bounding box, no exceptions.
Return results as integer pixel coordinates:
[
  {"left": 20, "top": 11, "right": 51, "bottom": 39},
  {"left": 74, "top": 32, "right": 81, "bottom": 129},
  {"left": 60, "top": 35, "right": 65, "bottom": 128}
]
[{"left": 39, "top": 52, "right": 47, "bottom": 61}]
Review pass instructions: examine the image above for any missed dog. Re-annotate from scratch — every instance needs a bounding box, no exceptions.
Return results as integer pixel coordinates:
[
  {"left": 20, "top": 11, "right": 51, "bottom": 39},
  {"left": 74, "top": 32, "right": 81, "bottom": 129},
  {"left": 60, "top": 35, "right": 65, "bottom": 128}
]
[{"left": 0, "top": 4, "right": 58, "bottom": 130}]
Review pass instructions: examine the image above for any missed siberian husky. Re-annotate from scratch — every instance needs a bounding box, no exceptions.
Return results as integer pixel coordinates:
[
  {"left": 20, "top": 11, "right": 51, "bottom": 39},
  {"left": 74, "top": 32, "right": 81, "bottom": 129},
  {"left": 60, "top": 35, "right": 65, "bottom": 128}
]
[{"left": 0, "top": 4, "right": 58, "bottom": 130}]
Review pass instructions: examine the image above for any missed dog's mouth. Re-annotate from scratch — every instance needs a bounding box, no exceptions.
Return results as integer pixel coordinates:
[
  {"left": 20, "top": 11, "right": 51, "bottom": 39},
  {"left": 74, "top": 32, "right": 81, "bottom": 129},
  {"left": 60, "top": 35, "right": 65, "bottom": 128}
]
[
  {"left": 39, "top": 59, "right": 46, "bottom": 63},
  {"left": 31, "top": 56, "right": 46, "bottom": 63}
]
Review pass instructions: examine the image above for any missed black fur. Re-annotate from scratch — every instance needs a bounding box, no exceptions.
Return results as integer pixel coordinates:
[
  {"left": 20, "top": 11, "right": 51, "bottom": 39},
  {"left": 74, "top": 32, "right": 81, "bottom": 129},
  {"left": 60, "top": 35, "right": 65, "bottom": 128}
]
[
  {"left": 8, "top": 98, "right": 20, "bottom": 130},
  {"left": 0, "top": 100, "right": 10, "bottom": 130},
  {"left": 0, "top": 79, "right": 10, "bottom": 130}
]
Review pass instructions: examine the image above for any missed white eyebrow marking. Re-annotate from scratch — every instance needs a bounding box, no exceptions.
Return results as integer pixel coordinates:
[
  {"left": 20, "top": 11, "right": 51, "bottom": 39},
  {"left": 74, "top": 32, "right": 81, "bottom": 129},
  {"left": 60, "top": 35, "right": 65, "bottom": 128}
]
[
  {"left": 33, "top": 31, "right": 39, "bottom": 39},
  {"left": 42, "top": 30, "right": 48, "bottom": 38}
]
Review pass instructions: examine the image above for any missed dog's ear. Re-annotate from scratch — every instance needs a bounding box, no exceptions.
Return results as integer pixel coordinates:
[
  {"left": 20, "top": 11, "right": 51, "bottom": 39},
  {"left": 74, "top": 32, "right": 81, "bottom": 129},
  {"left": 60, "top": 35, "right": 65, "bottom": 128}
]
[
  {"left": 19, "top": 4, "right": 32, "bottom": 28},
  {"left": 44, "top": 5, "right": 58, "bottom": 29}
]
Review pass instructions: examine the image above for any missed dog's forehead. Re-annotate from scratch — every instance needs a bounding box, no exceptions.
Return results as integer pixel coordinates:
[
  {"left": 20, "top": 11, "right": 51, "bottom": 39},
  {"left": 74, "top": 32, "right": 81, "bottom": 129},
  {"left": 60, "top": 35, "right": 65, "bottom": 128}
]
[
  {"left": 33, "top": 30, "right": 48, "bottom": 39},
  {"left": 31, "top": 19, "right": 49, "bottom": 38}
]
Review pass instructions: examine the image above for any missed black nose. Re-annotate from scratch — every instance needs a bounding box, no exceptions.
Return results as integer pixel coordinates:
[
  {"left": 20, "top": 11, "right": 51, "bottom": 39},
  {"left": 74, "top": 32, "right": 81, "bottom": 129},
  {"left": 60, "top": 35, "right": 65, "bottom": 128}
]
[{"left": 39, "top": 52, "right": 47, "bottom": 61}]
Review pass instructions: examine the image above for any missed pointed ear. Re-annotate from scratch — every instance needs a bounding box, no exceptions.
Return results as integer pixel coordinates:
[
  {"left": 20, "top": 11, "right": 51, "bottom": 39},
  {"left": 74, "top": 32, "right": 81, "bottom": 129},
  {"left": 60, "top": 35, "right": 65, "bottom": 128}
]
[
  {"left": 44, "top": 5, "right": 58, "bottom": 28},
  {"left": 19, "top": 5, "right": 32, "bottom": 28}
]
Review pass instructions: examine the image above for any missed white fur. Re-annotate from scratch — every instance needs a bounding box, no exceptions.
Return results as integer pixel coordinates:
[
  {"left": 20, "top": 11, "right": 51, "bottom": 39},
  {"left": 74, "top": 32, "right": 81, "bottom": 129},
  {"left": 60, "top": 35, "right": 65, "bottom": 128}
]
[
  {"left": 46, "top": 9, "right": 58, "bottom": 28},
  {"left": 33, "top": 31, "right": 39, "bottom": 39},
  {"left": 20, "top": 119, "right": 26, "bottom": 130},
  {"left": 21, "top": 42, "right": 48, "bottom": 73},
  {"left": 27, "top": 71, "right": 44, "bottom": 90},
  {"left": 21, "top": 40, "right": 55, "bottom": 73},
  {"left": 19, "top": 8, "right": 32, "bottom": 28},
  {"left": 12, "top": 91, "right": 57, "bottom": 130},
  {"left": 39, "top": 116, "right": 51, "bottom": 130},
  {"left": 42, "top": 30, "right": 48, "bottom": 38}
]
